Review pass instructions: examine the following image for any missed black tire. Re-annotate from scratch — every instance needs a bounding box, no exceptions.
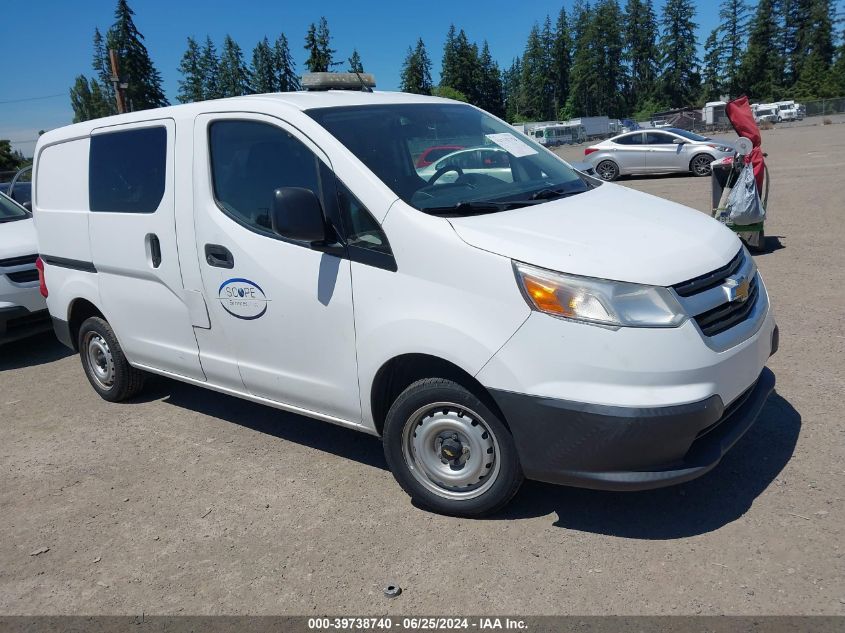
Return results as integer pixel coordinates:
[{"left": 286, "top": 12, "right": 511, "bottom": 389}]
[
  {"left": 78, "top": 316, "right": 145, "bottom": 402},
  {"left": 383, "top": 378, "right": 523, "bottom": 517},
  {"left": 690, "top": 153, "right": 714, "bottom": 177},
  {"left": 595, "top": 159, "right": 620, "bottom": 181}
]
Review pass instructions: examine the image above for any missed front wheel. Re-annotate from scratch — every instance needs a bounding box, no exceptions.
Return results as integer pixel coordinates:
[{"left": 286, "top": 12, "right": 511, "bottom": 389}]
[
  {"left": 383, "top": 378, "right": 523, "bottom": 517},
  {"left": 690, "top": 153, "right": 714, "bottom": 176},
  {"left": 595, "top": 159, "right": 620, "bottom": 181}
]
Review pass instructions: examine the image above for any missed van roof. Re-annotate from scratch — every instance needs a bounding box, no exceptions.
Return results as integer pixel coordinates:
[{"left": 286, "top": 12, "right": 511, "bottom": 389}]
[{"left": 38, "top": 90, "right": 455, "bottom": 145}]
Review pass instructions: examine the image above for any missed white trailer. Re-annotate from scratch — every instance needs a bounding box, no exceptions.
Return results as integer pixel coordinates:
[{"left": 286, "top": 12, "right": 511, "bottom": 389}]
[
  {"left": 703, "top": 101, "right": 727, "bottom": 126},
  {"left": 568, "top": 116, "right": 611, "bottom": 139}
]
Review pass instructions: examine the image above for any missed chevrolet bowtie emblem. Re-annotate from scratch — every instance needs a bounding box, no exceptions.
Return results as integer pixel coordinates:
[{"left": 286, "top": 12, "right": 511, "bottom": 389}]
[{"left": 732, "top": 277, "right": 750, "bottom": 303}]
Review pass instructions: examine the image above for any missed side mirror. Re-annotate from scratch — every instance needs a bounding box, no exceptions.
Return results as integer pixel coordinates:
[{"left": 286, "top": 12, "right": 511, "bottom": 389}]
[
  {"left": 672, "top": 138, "right": 686, "bottom": 144},
  {"left": 271, "top": 187, "right": 327, "bottom": 243}
]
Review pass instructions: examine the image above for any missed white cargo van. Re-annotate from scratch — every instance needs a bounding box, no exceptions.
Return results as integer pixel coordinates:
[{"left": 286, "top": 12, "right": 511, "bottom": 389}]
[{"left": 33, "top": 79, "right": 778, "bottom": 516}]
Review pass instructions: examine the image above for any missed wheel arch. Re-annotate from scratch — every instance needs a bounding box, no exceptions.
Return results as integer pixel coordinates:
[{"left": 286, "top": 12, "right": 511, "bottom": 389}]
[
  {"left": 370, "top": 353, "right": 506, "bottom": 437},
  {"left": 66, "top": 298, "right": 106, "bottom": 351}
]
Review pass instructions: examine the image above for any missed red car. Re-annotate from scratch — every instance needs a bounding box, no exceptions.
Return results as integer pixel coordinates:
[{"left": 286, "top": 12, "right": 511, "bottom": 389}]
[{"left": 415, "top": 145, "right": 465, "bottom": 168}]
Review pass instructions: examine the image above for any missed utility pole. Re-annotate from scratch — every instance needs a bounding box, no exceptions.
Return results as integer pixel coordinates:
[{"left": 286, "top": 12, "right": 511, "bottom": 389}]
[{"left": 108, "top": 49, "right": 128, "bottom": 114}]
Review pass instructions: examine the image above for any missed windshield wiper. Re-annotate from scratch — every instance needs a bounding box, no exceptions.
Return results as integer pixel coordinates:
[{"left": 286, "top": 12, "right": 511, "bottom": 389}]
[
  {"left": 528, "top": 187, "right": 584, "bottom": 201},
  {"left": 421, "top": 200, "right": 534, "bottom": 216}
]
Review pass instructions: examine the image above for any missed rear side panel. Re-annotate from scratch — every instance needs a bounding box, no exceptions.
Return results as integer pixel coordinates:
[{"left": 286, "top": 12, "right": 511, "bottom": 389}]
[{"left": 34, "top": 136, "right": 92, "bottom": 265}]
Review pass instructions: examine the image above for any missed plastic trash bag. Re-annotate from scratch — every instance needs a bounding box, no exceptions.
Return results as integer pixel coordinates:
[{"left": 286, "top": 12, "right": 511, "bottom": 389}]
[{"left": 727, "top": 164, "right": 766, "bottom": 225}]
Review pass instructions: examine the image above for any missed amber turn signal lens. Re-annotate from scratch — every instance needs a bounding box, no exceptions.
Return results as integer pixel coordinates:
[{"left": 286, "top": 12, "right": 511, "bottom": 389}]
[{"left": 522, "top": 277, "right": 567, "bottom": 315}]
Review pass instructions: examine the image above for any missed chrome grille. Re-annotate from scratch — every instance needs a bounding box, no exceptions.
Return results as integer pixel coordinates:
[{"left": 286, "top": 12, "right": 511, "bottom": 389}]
[
  {"left": 671, "top": 248, "right": 764, "bottom": 345},
  {"left": 693, "top": 275, "right": 760, "bottom": 336}
]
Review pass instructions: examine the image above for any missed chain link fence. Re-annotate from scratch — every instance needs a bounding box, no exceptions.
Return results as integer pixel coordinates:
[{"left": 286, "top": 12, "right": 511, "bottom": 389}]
[{"left": 802, "top": 97, "right": 845, "bottom": 117}]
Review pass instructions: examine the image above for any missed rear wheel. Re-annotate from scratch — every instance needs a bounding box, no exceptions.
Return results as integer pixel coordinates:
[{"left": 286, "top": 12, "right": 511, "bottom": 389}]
[
  {"left": 383, "top": 378, "right": 523, "bottom": 517},
  {"left": 595, "top": 159, "right": 620, "bottom": 181},
  {"left": 78, "top": 317, "right": 145, "bottom": 402},
  {"left": 690, "top": 153, "right": 714, "bottom": 177}
]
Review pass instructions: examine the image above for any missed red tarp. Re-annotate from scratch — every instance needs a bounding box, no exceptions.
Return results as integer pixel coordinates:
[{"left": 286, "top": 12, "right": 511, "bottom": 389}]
[{"left": 725, "top": 95, "right": 765, "bottom": 194}]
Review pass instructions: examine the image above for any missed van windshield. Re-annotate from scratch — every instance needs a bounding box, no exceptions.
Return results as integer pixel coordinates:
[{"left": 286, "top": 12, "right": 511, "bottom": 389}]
[
  {"left": 307, "top": 103, "right": 591, "bottom": 215},
  {"left": 0, "top": 192, "right": 29, "bottom": 222}
]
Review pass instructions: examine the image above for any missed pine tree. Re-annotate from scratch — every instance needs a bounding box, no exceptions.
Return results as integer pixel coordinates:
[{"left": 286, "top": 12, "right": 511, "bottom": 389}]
[
  {"left": 520, "top": 24, "right": 552, "bottom": 120},
  {"left": 718, "top": 0, "right": 750, "bottom": 96},
  {"left": 273, "top": 34, "right": 300, "bottom": 91},
  {"left": 348, "top": 49, "right": 364, "bottom": 73},
  {"left": 793, "top": 0, "right": 836, "bottom": 98},
  {"left": 199, "top": 36, "right": 221, "bottom": 99},
  {"left": 566, "top": 1, "right": 626, "bottom": 118},
  {"left": 400, "top": 38, "right": 433, "bottom": 95},
  {"left": 595, "top": 0, "right": 627, "bottom": 117},
  {"left": 304, "top": 17, "right": 336, "bottom": 72},
  {"left": 218, "top": 35, "right": 251, "bottom": 97},
  {"left": 624, "top": 0, "right": 660, "bottom": 111},
  {"left": 658, "top": 0, "right": 699, "bottom": 107},
  {"left": 831, "top": 28, "right": 845, "bottom": 95},
  {"left": 107, "top": 0, "right": 168, "bottom": 110},
  {"left": 502, "top": 58, "right": 522, "bottom": 121},
  {"left": 441, "top": 25, "right": 460, "bottom": 90},
  {"left": 701, "top": 29, "right": 723, "bottom": 101},
  {"left": 477, "top": 41, "right": 504, "bottom": 117},
  {"left": 177, "top": 37, "right": 204, "bottom": 103},
  {"left": 92, "top": 27, "right": 116, "bottom": 112},
  {"left": 440, "top": 27, "right": 481, "bottom": 103},
  {"left": 552, "top": 7, "right": 572, "bottom": 117},
  {"left": 737, "top": 0, "right": 782, "bottom": 101},
  {"left": 251, "top": 37, "right": 276, "bottom": 93},
  {"left": 570, "top": 0, "right": 592, "bottom": 44},
  {"left": 565, "top": 1, "right": 596, "bottom": 118},
  {"left": 780, "top": 0, "right": 805, "bottom": 90},
  {"left": 540, "top": 16, "right": 557, "bottom": 116}
]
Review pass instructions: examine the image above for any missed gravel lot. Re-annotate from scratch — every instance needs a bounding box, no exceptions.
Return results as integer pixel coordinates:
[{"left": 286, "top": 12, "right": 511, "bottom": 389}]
[{"left": 1, "top": 123, "right": 843, "bottom": 616}]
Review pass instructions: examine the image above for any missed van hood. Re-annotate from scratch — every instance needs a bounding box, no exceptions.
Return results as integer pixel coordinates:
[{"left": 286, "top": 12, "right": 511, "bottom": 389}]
[
  {"left": 447, "top": 183, "right": 740, "bottom": 287},
  {"left": 0, "top": 217, "right": 37, "bottom": 260}
]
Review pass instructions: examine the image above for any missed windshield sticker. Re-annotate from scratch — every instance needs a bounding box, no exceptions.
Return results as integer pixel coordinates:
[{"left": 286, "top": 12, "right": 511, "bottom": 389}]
[
  {"left": 485, "top": 133, "right": 538, "bottom": 157},
  {"left": 218, "top": 278, "right": 269, "bottom": 320}
]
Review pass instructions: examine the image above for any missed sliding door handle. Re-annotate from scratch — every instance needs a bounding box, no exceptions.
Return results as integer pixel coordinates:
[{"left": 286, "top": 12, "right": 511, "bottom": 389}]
[
  {"left": 204, "top": 244, "right": 234, "bottom": 269},
  {"left": 146, "top": 233, "right": 162, "bottom": 268}
]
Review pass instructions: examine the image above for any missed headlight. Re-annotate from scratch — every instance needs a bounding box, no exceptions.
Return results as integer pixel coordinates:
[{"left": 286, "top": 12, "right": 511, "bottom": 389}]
[{"left": 514, "top": 262, "right": 687, "bottom": 328}]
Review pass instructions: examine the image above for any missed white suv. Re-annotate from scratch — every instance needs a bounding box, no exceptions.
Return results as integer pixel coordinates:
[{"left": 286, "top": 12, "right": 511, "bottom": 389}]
[
  {"left": 32, "top": 81, "right": 778, "bottom": 516},
  {"left": 0, "top": 191, "right": 49, "bottom": 343}
]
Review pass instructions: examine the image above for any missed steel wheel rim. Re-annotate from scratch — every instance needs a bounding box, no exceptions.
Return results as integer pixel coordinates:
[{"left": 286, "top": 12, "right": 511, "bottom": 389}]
[
  {"left": 84, "top": 332, "right": 115, "bottom": 389},
  {"left": 401, "top": 402, "right": 501, "bottom": 500},
  {"left": 693, "top": 156, "right": 711, "bottom": 175},
  {"left": 597, "top": 161, "right": 616, "bottom": 180}
]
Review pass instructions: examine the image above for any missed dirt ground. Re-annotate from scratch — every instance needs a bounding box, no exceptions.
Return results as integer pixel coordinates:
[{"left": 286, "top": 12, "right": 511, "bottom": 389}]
[{"left": 1, "top": 123, "right": 843, "bottom": 616}]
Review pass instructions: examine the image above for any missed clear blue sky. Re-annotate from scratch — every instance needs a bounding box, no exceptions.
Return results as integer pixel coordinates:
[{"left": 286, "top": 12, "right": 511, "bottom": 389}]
[{"left": 0, "top": 0, "right": 801, "bottom": 156}]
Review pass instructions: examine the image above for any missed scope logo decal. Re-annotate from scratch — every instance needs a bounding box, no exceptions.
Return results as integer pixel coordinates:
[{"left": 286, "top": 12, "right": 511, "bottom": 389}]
[{"left": 218, "top": 278, "right": 269, "bottom": 320}]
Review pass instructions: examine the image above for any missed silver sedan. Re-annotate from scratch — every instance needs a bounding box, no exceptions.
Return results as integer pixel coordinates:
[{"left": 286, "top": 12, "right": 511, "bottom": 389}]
[{"left": 585, "top": 128, "right": 734, "bottom": 181}]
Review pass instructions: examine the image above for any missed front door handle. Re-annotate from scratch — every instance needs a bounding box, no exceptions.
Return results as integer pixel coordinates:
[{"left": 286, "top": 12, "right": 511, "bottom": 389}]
[{"left": 204, "top": 244, "right": 234, "bottom": 269}]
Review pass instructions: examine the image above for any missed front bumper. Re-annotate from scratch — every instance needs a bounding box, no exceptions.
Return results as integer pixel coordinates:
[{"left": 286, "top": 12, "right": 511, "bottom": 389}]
[{"left": 491, "top": 366, "right": 775, "bottom": 490}]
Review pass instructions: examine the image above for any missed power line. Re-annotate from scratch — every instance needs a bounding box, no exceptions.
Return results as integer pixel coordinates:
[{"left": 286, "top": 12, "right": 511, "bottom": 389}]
[{"left": 0, "top": 93, "right": 65, "bottom": 105}]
